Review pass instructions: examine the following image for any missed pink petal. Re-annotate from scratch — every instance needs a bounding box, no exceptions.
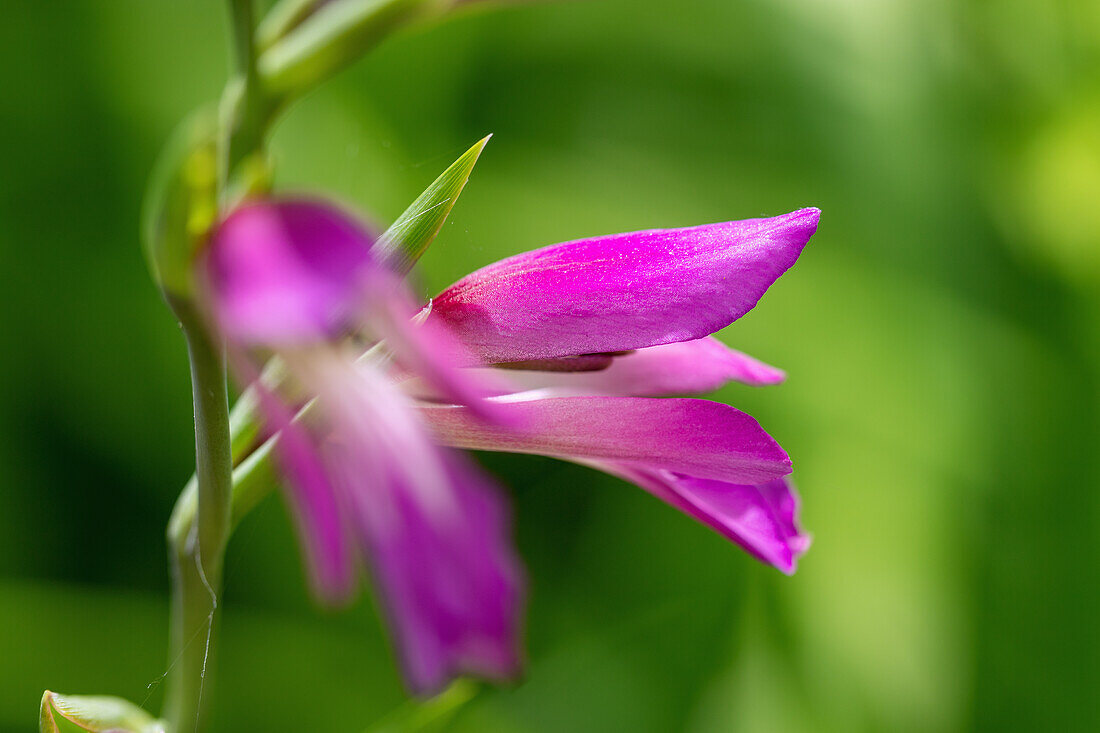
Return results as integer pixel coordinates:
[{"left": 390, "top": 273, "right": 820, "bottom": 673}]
[
  {"left": 305, "top": 360, "right": 523, "bottom": 695},
  {"left": 604, "top": 467, "right": 809, "bottom": 574},
  {"left": 486, "top": 337, "right": 785, "bottom": 396},
  {"left": 354, "top": 451, "right": 525, "bottom": 695},
  {"left": 205, "top": 199, "right": 377, "bottom": 345},
  {"left": 367, "top": 283, "right": 516, "bottom": 425},
  {"left": 432, "top": 208, "right": 819, "bottom": 363},
  {"left": 243, "top": 362, "right": 357, "bottom": 603},
  {"left": 421, "top": 395, "right": 791, "bottom": 486}
]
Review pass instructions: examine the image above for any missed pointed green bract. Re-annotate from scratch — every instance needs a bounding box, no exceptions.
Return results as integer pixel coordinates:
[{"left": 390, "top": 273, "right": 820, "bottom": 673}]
[
  {"left": 40, "top": 692, "right": 164, "bottom": 733},
  {"left": 377, "top": 135, "right": 492, "bottom": 273}
]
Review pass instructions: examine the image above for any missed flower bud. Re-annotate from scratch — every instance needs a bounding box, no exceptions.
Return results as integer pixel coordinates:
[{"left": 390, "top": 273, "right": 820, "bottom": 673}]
[{"left": 40, "top": 691, "right": 164, "bottom": 733}]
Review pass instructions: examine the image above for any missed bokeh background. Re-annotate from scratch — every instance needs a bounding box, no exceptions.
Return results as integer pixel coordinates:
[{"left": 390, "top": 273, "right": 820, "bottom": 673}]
[{"left": 2, "top": 0, "right": 1099, "bottom": 731}]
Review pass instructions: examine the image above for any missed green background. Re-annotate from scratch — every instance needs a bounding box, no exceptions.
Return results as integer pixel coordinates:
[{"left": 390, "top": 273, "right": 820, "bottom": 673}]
[{"left": 2, "top": 1, "right": 1099, "bottom": 730}]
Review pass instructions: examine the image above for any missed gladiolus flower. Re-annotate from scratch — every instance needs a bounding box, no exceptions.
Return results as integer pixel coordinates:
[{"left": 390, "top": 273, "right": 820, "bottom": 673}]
[
  {"left": 200, "top": 198, "right": 818, "bottom": 694},
  {"left": 419, "top": 208, "right": 819, "bottom": 574}
]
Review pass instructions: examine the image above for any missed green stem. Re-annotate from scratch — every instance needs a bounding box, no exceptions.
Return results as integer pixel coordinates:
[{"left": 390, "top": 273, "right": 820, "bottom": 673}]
[
  {"left": 161, "top": 6, "right": 267, "bottom": 729},
  {"left": 222, "top": 0, "right": 278, "bottom": 192},
  {"left": 158, "top": 1, "right": 472, "bottom": 727},
  {"left": 169, "top": 437, "right": 280, "bottom": 549},
  {"left": 221, "top": 78, "right": 278, "bottom": 187},
  {"left": 227, "top": 0, "right": 258, "bottom": 81},
  {"left": 164, "top": 300, "right": 234, "bottom": 733},
  {"left": 257, "top": 0, "right": 320, "bottom": 53}
]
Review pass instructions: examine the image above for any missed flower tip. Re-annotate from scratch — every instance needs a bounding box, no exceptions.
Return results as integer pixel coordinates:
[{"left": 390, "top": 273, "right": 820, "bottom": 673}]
[
  {"left": 762, "top": 435, "right": 794, "bottom": 475},
  {"left": 751, "top": 364, "right": 787, "bottom": 386},
  {"left": 778, "top": 534, "right": 812, "bottom": 575},
  {"left": 781, "top": 206, "right": 821, "bottom": 234},
  {"left": 748, "top": 207, "right": 819, "bottom": 268},
  {"left": 468, "top": 134, "right": 493, "bottom": 158}
]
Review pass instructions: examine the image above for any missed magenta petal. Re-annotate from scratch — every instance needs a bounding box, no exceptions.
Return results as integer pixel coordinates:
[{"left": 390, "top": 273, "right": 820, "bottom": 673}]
[
  {"left": 247, "top": 375, "right": 356, "bottom": 603},
  {"left": 606, "top": 467, "right": 809, "bottom": 574},
  {"left": 354, "top": 450, "right": 524, "bottom": 696},
  {"left": 205, "top": 199, "right": 377, "bottom": 344},
  {"left": 310, "top": 361, "right": 524, "bottom": 695},
  {"left": 487, "top": 337, "right": 784, "bottom": 396},
  {"left": 368, "top": 286, "right": 516, "bottom": 425},
  {"left": 268, "top": 420, "right": 358, "bottom": 602},
  {"left": 422, "top": 396, "right": 791, "bottom": 486},
  {"left": 432, "top": 208, "right": 819, "bottom": 363}
]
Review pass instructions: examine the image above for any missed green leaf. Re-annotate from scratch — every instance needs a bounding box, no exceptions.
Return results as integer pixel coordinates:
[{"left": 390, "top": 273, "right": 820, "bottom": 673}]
[
  {"left": 377, "top": 135, "right": 492, "bottom": 273},
  {"left": 40, "top": 691, "right": 164, "bottom": 733}
]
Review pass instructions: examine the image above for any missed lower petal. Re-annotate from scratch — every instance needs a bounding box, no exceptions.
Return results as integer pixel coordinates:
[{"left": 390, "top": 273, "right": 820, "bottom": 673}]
[
  {"left": 421, "top": 395, "right": 791, "bottom": 486},
  {"left": 244, "top": 364, "right": 357, "bottom": 604},
  {"left": 353, "top": 450, "right": 525, "bottom": 695},
  {"left": 311, "top": 358, "right": 525, "bottom": 695},
  {"left": 600, "top": 466, "right": 809, "bottom": 574}
]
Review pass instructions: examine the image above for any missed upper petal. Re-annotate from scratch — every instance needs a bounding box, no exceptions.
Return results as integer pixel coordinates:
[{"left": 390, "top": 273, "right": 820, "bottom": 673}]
[
  {"left": 431, "top": 208, "right": 819, "bottom": 363},
  {"left": 204, "top": 199, "right": 377, "bottom": 345},
  {"left": 421, "top": 395, "right": 791, "bottom": 486}
]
